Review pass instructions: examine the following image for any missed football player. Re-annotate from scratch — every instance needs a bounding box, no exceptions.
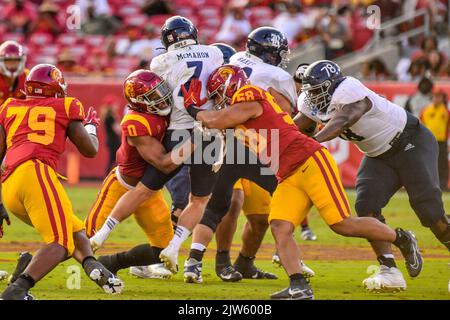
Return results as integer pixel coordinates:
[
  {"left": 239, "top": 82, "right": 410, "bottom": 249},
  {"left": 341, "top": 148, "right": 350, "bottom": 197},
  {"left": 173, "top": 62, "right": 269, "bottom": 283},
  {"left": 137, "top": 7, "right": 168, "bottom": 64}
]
[
  {"left": 85, "top": 70, "right": 181, "bottom": 279},
  {"left": 0, "top": 64, "right": 123, "bottom": 299},
  {"left": 0, "top": 40, "right": 27, "bottom": 106},
  {"left": 181, "top": 66, "right": 422, "bottom": 300},
  {"left": 297, "top": 60, "right": 450, "bottom": 292}
]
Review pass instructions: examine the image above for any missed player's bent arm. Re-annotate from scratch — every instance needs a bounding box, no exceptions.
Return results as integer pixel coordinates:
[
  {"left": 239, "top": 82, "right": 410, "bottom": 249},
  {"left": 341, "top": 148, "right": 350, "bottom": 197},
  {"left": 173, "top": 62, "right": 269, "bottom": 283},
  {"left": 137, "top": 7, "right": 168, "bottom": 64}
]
[
  {"left": 128, "top": 135, "right": 186, "bottom": 175},
  {"left": 67, "top": 121, "right": 99, "bottom": 158},
  {"left": 268, "top": 87, "right": 293, "bottom": 115},
  {"left": 293, "top": 112, "right": 318, "bottom": 137},
  {"left": 196, "top": 102, "right": 262, "bottom": 130},
  {"left": 313, "top": 97, "right": 372, "bottom": 143}
]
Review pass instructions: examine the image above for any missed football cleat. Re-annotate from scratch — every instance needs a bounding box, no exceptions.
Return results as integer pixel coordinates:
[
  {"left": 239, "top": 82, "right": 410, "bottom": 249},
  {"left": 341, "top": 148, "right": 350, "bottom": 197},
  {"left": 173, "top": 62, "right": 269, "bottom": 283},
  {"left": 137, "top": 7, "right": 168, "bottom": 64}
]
[
  {"left": 0, "top": 282, "right": 32, "bottom": 300},
  {"left": 270, "top": 278, "right": 314, "bottom": 300},
  {"left": 300, "top": 227, "right": 317, "bottom": 241},
  {"left": 8, "top": 251, "right": 33, "bottom": 284},
  {"left": 272, "top": 252, "right": 281, "bottom": 267},
  {"left": 300, "top": 260, "right": 315, "bottom": 278},
  {"left": 395, "top": 229, "right": 423, "bottom": 278},
  {"left": 183, "top": 258, "right": 203, "bottom": 284},
  {"left": 216, "top": 265, "right": 242, "bottom": 282},
  {"left": 0, "top": 271, "right": 8, "bottom": 281},
  {"left": 129, "top": 264, "right": 172, "bottom": 280},
  {"left": 89, "top": 234, "right": 104, "bottom": 253},
  {"left": 88, "top": 264, "right": 124, "bottom": 294},
  {"left": 363, "top": 265, "right": 406, "bottom": 293},
  {"left": 159, "top": 243, "right": 179, "bottom": 274},
  {"left": 235, "top": 264, "right": 278, "bottom": 280}
]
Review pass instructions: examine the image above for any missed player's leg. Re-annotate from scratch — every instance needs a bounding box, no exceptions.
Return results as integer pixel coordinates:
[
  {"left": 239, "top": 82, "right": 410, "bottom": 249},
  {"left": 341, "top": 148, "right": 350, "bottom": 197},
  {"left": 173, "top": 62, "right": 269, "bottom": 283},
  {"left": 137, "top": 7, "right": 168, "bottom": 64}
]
[
  {"left": 161, "top": 151, "right": 220, "bottom": 273},
  {"left": 354, "top": 153, "right": 408, "bottom": 286},
  {"left": 128, "top": 192, "right": 174, "bottom": 279},
  {"left": 165, "top": 165, "right": 191, "bottom": 228},
  {"left": 308, "top": 149, "right": 420, "bottom": 290},
  {"left": 396, "top": 123, "right": 450, "bottom": 251},
  {"left": 85, "top": 169, "right": 127, "bottom": 249},
  {"left": 1, "top": 161, "right": 72, "bottom": 299},
  {"left": 268, "top": 172, "right": 314, "bottom": 300},
  {"left": 234, "top": 181, "right": 277, "bottom": 279},
  {"left": 214, "top": 188, "right": 244, "bottom": 281},
  {"left": 184, "top": 163, "right": 240, "bottom": 283}
]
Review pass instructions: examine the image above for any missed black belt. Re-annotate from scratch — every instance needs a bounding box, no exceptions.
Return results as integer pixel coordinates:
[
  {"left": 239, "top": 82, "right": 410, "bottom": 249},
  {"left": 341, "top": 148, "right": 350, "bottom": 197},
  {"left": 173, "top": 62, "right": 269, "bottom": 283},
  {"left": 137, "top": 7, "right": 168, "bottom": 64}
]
[{"left": 376, "top": 112, "right": 419, "bottom": 159}]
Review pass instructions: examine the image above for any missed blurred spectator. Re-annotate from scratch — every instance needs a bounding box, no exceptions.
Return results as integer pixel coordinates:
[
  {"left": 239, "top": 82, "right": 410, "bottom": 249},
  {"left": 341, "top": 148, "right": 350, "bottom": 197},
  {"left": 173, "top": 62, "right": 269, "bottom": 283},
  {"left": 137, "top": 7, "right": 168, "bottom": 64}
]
[
  {"left": 216, "top": 6, "right": 252, "bottom": 47},
  {"left": 372, "top": 0, "right": 402, "bottom": 23},
  {"left": 411, "top": 35, "right": 444, "bottom": 61},
  {"left": 142, "top": 0, "right": 174, "bottom": 16},
  {"left": 84, "top": 47, "right": 114, "bottom": 76},
  {"left": 75, "top": 0, "right": 112, "bottom": 22},
  {"left": 349, "top": 5, "right": 373, "bottom": 51},
  {"left": 318, "top": 9, "right": 351, "bottom": 60},
  {"left": 428, "top": 49, "right": 445, "bottom": 77},
  {"left": 420, "top": 91, "right": 449, "bottom": 190},
  {"left": 359, "top": 58, "right": 392, "bottom": 81},
  {"left": 100, "top": 95, "right": 121, "bottom": 174},
  {"left": 1, "top": 0, "right": 38, "bottom": 35},
  {"left": 125, "top": 25, "right": 163, "bottom": 61},
  {"left": 110, "top": 25, "right": 143, "bottom": 58},
  {"left": 405, "top": 77, "right": 434, "bottom": 117},
  {"left": 81, "top": 3, "right": 120, "bottom": 35},
  {"left": 56, "top": 50, "right": 87, "bottom": 76},
  {"left": 29, "top": 1, "right": 63, "bottom": 38},
  {"left": 272, "top": 2, "right": 306, "bottom": 45},
  {"left": 402, "top": 58, "right": 430, "bottom": 82}
]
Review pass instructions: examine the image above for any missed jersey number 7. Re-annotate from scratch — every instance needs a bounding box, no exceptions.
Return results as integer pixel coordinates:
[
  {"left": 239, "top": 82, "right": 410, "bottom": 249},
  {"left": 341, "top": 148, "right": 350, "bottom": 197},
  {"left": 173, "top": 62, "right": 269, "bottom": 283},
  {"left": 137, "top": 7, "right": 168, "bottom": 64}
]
[{"left": 178, "top": 61, "right": 203, "bottom": 97}]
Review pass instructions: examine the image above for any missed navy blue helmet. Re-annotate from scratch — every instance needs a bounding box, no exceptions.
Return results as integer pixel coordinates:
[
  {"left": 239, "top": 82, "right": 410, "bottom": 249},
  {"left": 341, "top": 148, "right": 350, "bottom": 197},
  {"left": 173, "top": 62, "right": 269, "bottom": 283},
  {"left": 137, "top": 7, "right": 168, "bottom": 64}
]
[
  {"left": 246, "top": 27, "right": 289, "bottom": 68},
  {"left": 211, "top": 43, "right": 236, "bottom": 64},
  {"left": 161, "top": 16, "right": 198, "bottom": 50},
  {"left": 301, "top": 60, "right": 345, "bottom": 113}
]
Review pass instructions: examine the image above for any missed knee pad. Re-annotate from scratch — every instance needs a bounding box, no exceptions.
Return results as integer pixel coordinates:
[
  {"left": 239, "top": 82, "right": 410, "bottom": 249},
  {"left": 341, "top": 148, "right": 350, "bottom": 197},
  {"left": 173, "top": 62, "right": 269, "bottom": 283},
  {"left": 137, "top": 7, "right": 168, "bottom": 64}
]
[{"left": 199, "top": 206, "right": 227, "bottom": 232}]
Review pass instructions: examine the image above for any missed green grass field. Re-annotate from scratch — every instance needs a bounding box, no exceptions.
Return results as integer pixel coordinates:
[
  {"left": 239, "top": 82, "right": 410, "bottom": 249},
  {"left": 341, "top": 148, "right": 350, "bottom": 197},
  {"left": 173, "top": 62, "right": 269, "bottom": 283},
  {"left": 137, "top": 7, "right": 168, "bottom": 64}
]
[{"left": 0, "top": 186, "right": 449, "bottom": 300}]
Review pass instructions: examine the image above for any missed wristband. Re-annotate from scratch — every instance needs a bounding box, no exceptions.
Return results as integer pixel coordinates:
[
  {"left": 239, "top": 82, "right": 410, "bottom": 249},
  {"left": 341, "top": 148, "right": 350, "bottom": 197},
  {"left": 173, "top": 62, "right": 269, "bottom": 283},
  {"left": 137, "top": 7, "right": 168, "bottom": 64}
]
[
  {"left": 186, "top": 104, "right": 202, "bottom": 120},
  {"left": 84, "top": 124, "right": 97, "bottom": 136}
]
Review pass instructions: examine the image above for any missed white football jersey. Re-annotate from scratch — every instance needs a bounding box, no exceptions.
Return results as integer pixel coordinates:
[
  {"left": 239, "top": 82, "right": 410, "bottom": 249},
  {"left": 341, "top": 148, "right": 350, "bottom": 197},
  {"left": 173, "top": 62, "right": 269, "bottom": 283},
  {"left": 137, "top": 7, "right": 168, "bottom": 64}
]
[
  {"left": 229, "top": 51, "right": 297, "bottom": 108},
  {"left": 299, "top": 76, "right": 407, "bottom": 157},
  {"left": 150, "top": 44, "right": 224, "bottom": 130}
]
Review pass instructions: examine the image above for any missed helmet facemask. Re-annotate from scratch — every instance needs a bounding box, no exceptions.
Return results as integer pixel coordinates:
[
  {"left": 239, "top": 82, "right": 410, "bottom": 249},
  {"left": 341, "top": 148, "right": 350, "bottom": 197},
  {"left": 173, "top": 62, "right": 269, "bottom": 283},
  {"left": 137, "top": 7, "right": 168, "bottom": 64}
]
[
  {"left": 131, "top": 80, "right": 173, "bottom": 116},
  {"left": 0, "top": 55, "right": 26, "bottom": 79},
  {"left": 302, "top": 80, "right": 332, "bottom": 114},
  {"left": 208, "top": 74, "right": 241, "bottom": 110}
]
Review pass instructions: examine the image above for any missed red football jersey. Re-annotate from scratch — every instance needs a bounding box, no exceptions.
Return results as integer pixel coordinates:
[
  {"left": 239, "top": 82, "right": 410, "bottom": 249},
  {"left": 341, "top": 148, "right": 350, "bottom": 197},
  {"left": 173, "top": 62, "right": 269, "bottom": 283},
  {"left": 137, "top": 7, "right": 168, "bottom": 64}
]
[
  {"left": 0, "top": 71, "right": 27, "bottom": 106},
  {"left": 0, "top": 96, "right": 85, "bottom": 181},
  {"left": 231, "top": 85, "right": 322, "bottom": 182},
  {"left": 116, "top": 110, "right": 168, "bottom": 178}
]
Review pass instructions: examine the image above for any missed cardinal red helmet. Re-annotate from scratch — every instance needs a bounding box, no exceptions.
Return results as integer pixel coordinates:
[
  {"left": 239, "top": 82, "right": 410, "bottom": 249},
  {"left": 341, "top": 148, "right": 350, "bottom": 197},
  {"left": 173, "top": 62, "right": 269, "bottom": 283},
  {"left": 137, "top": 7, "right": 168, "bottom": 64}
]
[
  {"left": 207, "top": 65, "right": 249, "bottom": 109},
  {"left": 123, "top": 69, "right": 173, "bottom": 116},
  {"left": 0, "top": 40, "right": 26, "bottom": 78},
  {"left": 25, "top": 64, "right": 67, "bottom": 98}
]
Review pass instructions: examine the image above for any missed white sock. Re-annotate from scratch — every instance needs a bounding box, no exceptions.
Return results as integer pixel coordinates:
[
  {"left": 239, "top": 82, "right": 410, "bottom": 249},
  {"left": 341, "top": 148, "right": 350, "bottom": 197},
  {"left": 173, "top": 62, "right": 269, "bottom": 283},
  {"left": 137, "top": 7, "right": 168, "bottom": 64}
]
[
  {"left": 92, "top": 217, "right": 119, "bottom": 245},
  {"left": 170, "top": 225, "right": 191, "bottom": 251},
  {"left": 191, "top": 242, "right": 206, "bottom": 252}
]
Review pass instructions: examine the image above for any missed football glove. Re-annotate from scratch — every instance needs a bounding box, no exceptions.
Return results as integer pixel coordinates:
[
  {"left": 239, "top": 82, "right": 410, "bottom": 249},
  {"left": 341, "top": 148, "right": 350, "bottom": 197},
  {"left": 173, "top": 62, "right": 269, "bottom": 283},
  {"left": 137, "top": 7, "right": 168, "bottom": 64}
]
[
  {"left": 0, "top": 203, "right": 11, "bottom": 238},
  {"left": 84, "top": 107, "right": 100, "bottom": 136},
  {"left": 181, "top": 78, "right": 208, "bottom": 109}
]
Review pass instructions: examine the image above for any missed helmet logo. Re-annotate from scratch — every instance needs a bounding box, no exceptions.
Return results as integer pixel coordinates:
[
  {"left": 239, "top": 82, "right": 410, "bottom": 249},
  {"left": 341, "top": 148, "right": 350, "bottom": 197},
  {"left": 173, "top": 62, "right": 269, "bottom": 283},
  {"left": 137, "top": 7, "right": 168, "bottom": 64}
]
[
  {"left": 218, "top": 67, "right": 234, "bottom": 80},
  {"left": 50, "top": 68, "right": 64, "bottom": 85},
  {"left": 125, "top": 81, "right": 135, "bottom": 98},
  {"left": 269, "top": 34, "right": 282, "bottom": 47}
]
